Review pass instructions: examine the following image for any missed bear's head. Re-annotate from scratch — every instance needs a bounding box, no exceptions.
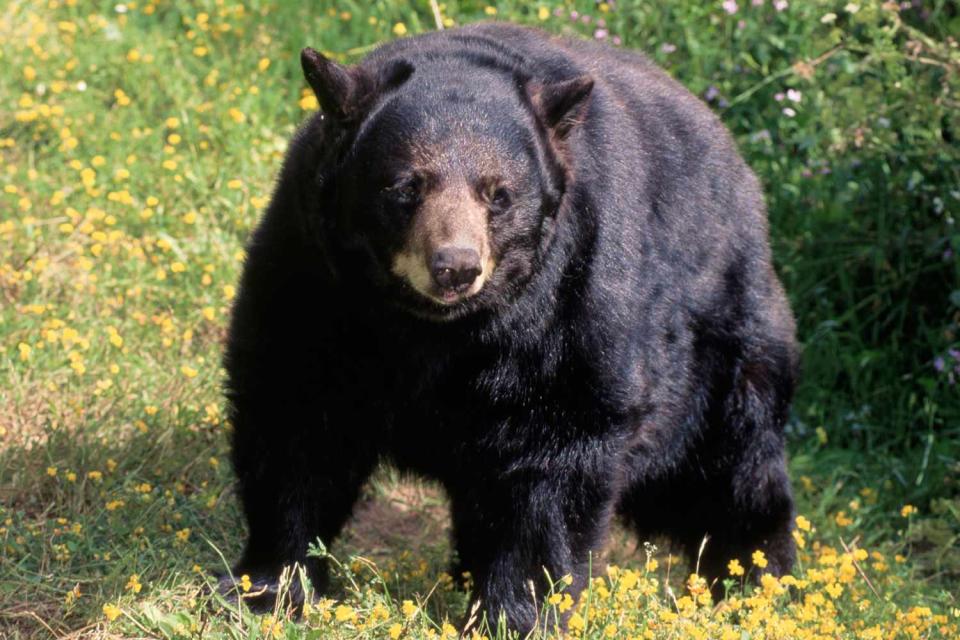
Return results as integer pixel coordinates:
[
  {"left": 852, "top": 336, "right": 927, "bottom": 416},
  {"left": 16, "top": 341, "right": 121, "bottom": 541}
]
[{"left": 301, "top": 47, "right": 593, "bottom": 321}]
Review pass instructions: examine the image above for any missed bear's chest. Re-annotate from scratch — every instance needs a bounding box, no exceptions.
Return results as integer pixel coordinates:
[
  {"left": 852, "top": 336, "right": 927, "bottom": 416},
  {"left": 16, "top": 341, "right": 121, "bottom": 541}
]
[{"left": 376, "top": 338, "right": 613, "bottom": 476}]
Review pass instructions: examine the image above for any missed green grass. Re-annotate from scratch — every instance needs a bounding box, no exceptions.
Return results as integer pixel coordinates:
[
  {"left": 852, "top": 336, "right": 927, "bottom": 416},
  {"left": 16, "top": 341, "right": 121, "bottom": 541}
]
[{"left": 1, "top": 0, "right": 958, "bottom": 638}]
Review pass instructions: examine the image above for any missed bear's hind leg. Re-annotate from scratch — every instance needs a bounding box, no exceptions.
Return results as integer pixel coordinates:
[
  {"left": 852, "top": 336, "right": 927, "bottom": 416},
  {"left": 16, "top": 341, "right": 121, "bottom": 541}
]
[
  {"left": 621, "top": 340, "right": 798, "bottom": 599},
  {"left": 689, "top": 343, "right": 798, "bottom": 598},
  {"left": 683, "top": 439, "right": 796, "bottom": 599}
]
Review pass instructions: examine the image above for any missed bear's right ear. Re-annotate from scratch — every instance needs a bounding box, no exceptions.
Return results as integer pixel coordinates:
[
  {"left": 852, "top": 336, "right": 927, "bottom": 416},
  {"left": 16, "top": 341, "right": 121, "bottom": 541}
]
[
  {"left": 301, "top": 48, "right": 362, "bottom": 122},
  {"left": 301, "top": 47, "right": 414, "bottom": 124}
]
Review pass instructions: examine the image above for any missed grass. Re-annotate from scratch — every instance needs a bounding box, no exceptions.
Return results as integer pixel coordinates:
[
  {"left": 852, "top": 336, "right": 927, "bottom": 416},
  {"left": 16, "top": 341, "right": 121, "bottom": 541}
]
[{"left": 1, "top": 0, "right": 958, "bottom": 638}]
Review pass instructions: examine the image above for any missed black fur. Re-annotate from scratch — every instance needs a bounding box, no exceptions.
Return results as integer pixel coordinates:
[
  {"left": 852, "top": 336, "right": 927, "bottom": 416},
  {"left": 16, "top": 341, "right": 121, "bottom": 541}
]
[{"left": 223, "top": 23, "right": 799, "bottom": 633}]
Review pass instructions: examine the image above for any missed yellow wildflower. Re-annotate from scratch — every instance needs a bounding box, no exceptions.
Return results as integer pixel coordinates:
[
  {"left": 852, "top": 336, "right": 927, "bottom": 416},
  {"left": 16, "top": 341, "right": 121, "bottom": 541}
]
[
  {"left": 568, "top": 612, "right": 585, "bottom": 631},
  {"left": 125, "top": 574, "right": 142, "bottom": 593},
  {"left": 816, "top": 426, "right": 828, "bottom": 444},
  {"left": 752, "top": 550, "right": 768, "bottom": 568},
  {"left": 102, "top": 603, "right": 121, "bottom": 621},
  {"left": 299, "top": 92, "right": 319, "bottom": 110},
  {"left": 334, "top": 605, "right": 355, "bottom": 622},
  {"left": 728, "top": 559, "right": 744, "bottom": 576},
  {"left": 792, "top": 529, "right": 806, "bottom": 549}
]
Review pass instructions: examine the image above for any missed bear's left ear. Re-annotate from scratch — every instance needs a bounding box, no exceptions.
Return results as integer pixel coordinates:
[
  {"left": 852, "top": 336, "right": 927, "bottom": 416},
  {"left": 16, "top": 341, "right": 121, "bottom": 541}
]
[
  {"left": 301, "top": 47, "right": 414, "bottom": 124},
  {"left": 529, "top": 75, "right": 595, "bottom": 139}
]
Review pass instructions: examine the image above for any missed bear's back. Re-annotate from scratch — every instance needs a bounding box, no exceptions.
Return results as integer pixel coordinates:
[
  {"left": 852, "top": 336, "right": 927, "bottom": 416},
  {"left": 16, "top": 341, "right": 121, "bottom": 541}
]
[
  {"left": 360, "top": 23, "right": 761, "bottom": 239},
  {"left": 361, "top": 23, "right": 735, "bottom": 155}
]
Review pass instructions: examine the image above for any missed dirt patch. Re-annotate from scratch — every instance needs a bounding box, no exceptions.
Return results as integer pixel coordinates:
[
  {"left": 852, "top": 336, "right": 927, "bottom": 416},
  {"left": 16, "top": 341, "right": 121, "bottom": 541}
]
[
  {"left": 338, "top": 477, "right": 451, "bottom": 562},
  {"left": 0, "top": 598, "right": 73, "bottom": 640},
  {"left": 337, "top": 473, "right": 655, "bottom": 572}
]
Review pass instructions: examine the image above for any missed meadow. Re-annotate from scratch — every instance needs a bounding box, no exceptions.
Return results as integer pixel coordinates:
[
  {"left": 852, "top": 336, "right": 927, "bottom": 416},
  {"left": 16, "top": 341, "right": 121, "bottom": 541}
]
[{"left": 1, "top": 0, "right": 958, "bottom": 638}]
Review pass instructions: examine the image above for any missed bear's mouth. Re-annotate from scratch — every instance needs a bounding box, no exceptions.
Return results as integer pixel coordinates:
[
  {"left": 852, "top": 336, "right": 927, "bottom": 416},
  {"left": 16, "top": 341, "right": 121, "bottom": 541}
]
[
  {"left": 437, "top": 287, "right": 466, "bottom": 304},
  {"left": 390, "top": 250, "right": 496, "bottom": 317},
  {"left": 432, "top": 275, "right": 486, "bottom": 305},
  {"left": 392, "top": 276, "right": 490, "bottom": 322}
]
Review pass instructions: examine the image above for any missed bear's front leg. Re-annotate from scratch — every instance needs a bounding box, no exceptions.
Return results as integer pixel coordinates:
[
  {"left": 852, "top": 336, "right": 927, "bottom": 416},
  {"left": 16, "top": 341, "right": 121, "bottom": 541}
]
[
  {"left": 451, "top": 463, "right": 616, "bottom": 634},
  {"left": 224, "top": 396, "right": 378, "bottom": 612}
]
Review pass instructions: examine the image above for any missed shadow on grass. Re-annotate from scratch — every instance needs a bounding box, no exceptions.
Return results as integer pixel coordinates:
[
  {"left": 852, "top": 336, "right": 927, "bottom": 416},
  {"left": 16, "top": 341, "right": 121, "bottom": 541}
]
[{"left": 0, "top": 394, "right": 661, "bottom": 640}]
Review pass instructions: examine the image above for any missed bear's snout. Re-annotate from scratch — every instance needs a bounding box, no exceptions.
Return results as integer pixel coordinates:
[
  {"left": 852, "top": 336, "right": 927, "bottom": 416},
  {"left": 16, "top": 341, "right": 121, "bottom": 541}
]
[
  {"left": 431, "top": 246, "right": 482, "bottom": 293},
  {"left": 391, "top": 181, "right": 494, "bottom": 307}
]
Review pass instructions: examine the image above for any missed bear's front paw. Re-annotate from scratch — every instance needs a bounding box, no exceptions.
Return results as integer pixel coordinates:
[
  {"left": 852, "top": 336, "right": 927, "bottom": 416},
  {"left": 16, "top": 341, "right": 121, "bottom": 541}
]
[{"left": 216, "top": 570, "right": 308, "bottom": 615}]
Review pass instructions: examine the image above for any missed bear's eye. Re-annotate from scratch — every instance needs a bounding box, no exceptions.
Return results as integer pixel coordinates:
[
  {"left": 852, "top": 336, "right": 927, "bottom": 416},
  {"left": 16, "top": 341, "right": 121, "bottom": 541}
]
[
  {"left": 489, "top": 187, "right": 512, "bottom": 213},
  {"left": 386, "top": 176, "right": 421, "bottom": 206}
]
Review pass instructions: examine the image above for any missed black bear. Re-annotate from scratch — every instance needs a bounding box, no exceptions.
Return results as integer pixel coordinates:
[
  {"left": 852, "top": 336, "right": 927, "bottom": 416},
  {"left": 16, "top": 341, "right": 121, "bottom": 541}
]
[{"left": 222, "top": 22, "right": 798, "bottom": 633}]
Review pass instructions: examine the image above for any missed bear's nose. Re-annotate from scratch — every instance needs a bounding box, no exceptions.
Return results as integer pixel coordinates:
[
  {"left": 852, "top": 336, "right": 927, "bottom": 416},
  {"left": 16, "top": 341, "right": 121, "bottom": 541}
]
[{"left": 430, "top": 247, "right": 482, "bottom": 291}]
